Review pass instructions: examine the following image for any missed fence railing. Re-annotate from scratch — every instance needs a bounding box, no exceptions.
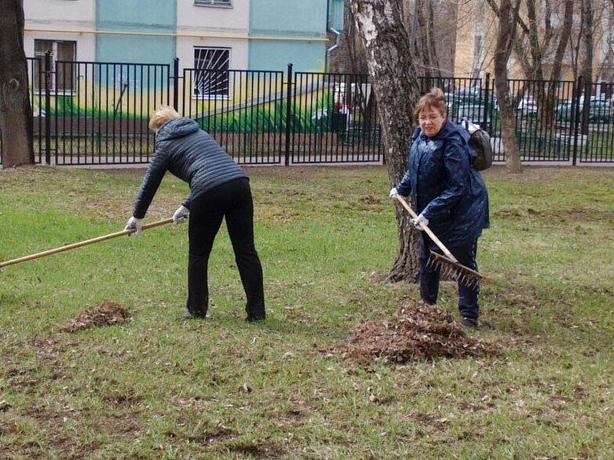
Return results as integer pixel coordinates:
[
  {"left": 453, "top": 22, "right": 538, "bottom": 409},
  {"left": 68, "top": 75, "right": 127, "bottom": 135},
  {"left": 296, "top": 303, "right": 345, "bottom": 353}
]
[{"left": 1, "top": 56, "right": 613, "bottom": 166}]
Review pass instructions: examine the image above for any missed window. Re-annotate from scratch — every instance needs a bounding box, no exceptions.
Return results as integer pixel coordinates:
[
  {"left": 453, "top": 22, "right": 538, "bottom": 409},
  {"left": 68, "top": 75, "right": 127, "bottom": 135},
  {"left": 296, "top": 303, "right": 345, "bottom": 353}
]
[
  {"left": 33, "top": 39, "right": 76, "bottom": 92},
  {"left": 194, "top": 0, "right": 232, "bottom": 7},
  {"left": 193, "top": 47, "right": 230, "bottom": 98}
]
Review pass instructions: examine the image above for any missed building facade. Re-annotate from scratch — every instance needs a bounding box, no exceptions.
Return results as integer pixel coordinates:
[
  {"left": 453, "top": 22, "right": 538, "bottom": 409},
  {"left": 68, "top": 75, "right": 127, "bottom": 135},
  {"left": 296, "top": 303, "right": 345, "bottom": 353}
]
[
  {"left": 20, "top": 0, "right": 348, "bottom": 159},
  {"left": 24, "top": 0, "right": 343, "bottom": 72}
]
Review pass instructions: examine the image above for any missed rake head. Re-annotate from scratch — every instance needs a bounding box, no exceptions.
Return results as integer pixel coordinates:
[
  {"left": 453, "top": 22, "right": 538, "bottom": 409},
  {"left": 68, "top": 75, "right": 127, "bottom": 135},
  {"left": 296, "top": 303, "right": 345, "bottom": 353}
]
[{"left": 427, "top": 251, "right": 482, "bottom": 289}]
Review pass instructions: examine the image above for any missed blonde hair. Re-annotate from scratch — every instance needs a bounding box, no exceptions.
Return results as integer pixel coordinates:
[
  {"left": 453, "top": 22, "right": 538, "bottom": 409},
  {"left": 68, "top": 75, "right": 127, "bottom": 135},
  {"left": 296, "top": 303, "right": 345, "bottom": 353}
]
[
  {"left": 414, "top": 88, "right": 447, "bottom": 121},
  {"left": 149, "top": 105, "right": 181, "bottom": 132}
]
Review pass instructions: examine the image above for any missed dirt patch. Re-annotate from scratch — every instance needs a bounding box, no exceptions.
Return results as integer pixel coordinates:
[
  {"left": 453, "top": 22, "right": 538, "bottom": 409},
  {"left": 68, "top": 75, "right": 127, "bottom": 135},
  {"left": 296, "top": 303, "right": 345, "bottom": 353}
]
[
  {"left": 102, "top": 390, "right": 143, "bottom": 408},
  {"left": 61, "top": 302, "right": 130, "bottom": 333},
  {"left": 225, "top": 440, "right": 286, "bottom": 459},
  {"left": 493, "top": 205, "right": 614, "bottom": 224},
  {"left": 339, "top": 301, "right": 499, "bottom": 365}
]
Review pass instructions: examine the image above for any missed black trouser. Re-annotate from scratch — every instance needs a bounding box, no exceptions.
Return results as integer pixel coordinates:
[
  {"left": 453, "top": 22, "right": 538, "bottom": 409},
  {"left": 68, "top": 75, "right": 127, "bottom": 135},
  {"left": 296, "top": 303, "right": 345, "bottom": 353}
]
[
  {"left": 186, "top": 178, "right": 265, "bottom": 318},
  {"left": 419, "top": 233, "right": 480, "bottom": 321}
]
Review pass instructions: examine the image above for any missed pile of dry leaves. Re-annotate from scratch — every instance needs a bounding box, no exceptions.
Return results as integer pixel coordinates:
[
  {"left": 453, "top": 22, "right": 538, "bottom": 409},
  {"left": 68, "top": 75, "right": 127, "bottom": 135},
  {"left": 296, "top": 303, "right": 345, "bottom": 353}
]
[
  {"left": 341, "top": 301, "right": 498, "bottom": 365},
  {"left": 61, "top": 302, "right": 130, "bottom": 333}
]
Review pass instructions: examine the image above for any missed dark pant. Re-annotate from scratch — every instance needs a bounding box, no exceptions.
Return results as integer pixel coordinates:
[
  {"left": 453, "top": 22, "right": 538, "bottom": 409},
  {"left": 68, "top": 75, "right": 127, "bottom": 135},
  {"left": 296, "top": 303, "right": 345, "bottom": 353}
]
[
  {"left": 186, "top": 178, "right": 265, "bottom": 319},
  {"left": 419, "top": 233, "right": 480, "bottom": 321}
]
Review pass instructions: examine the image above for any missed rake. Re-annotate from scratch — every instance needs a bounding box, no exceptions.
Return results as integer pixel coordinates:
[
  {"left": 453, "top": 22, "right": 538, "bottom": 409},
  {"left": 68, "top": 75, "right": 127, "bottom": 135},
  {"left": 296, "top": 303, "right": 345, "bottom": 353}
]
[
  {"left": 0, "top": 218, "right": 174, "bottom": 271},
  {"left": 395, "top": 195, "right": 482, "bottom": 288}
]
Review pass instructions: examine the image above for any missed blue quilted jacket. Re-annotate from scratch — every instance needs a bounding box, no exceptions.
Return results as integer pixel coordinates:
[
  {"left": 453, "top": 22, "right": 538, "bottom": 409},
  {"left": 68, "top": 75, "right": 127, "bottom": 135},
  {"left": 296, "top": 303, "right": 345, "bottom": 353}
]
[{"left": 396, "top": 121, "right": 489, "bottom": 248}]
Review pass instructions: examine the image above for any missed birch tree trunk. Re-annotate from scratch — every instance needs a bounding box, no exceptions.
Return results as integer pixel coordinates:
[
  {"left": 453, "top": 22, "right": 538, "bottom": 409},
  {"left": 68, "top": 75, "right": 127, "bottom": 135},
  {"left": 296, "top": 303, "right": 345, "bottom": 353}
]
[
  {"left": 349, "top": 0, "right": 423, "bottom": 282},
  {"left": 0, "top": 0, "right": 33, "bottom": 168}
]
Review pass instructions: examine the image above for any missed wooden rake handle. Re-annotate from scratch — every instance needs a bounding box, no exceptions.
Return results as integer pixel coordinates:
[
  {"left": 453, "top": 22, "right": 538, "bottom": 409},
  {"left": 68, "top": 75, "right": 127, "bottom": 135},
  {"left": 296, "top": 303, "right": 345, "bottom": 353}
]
[
  {"left": 395, "top": 195, "right": 458, "bottom": 263},
  {"left": 0, "top": 218, "right": 174, "bottom": 270}
]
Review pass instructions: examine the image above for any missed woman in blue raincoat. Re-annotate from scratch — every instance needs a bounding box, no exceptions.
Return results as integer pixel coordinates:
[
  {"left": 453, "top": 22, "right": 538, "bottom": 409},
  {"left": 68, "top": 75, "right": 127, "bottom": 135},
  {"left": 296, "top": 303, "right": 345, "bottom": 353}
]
[{"left": 389, "top": 88, "right": 489, "bottom": 330}]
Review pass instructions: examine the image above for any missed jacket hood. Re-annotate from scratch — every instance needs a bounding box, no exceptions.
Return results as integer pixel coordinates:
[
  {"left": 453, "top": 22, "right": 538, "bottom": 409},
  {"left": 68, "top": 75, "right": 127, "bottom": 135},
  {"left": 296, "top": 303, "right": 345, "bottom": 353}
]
[{"left": 157, "top": 117, "right": 200, "bottom": 141}]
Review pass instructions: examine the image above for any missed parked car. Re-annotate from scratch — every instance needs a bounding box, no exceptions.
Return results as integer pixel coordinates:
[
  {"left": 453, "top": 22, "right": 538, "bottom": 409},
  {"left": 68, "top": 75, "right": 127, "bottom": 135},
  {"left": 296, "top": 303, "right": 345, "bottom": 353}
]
[
  {"left": 555, "top": 101, "right": 574, "bottom": 122},
  {"left": 517, "top": 97, "right": 538, "bottom": 116},
  {"left": 447, "top": 88, "right": 498, "bottom": 130},
  {"left": 588, "top": 100, "right": 613, "bottom": 122},
  {"left": 556, "top": 99, "right": 613, "bottom": 122}
]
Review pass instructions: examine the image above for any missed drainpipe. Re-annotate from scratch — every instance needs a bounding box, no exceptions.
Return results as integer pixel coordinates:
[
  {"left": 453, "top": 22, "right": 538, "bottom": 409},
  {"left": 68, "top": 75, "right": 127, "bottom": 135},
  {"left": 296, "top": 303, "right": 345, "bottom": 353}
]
[
  {"left": 324, "top": 0, "right": 341, "bottom": 72},
  {"left": 326, "top": 27, "right": 341, "bottom": 72}
]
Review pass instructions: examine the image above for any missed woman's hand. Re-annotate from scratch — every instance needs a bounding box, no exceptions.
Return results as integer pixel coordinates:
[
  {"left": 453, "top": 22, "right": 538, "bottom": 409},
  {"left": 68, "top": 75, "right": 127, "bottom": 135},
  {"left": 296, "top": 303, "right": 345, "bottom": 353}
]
[
  {"left": 172, "top": 205, "right": 190, "bottom": 224},
  {"left": 124, "top": 217, "right": 143, "bottom": 236},
  {"left": 410, "top": 214, "right": 429, "bottom": 230}
]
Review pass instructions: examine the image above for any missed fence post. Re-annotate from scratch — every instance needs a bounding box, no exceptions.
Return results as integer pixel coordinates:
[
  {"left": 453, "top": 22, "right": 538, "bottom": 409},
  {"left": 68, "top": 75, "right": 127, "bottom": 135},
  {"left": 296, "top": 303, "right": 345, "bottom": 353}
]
[
  {"left": 284, "top": 63, "right": 293, "bottom": 166},
  {"left": 483, "top": 72, "right": 491, "bottom": 134},
  {"left": 44, "top": 51, "right": 52, "bottom": 165},
  {"left": 173, "top": 58, "right": 180, "bottom": 112},
  {"left": 571, "top": 76, "right": 582, "bottom": 166}
]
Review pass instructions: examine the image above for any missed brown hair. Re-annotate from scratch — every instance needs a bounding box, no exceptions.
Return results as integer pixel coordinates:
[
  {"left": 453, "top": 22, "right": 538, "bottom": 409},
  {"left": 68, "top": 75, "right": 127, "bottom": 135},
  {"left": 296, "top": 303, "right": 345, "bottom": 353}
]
[
  {"left": 148, "top": 105, "right": 181, "bottom": 132},
  {"left": 414, "top": 88, "right": 447, "bottom": 121}
]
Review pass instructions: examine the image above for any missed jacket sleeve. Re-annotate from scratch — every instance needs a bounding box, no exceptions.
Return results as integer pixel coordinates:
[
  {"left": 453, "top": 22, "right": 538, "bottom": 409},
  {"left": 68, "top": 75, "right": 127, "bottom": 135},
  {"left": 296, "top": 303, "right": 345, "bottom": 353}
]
[
  {"left": 132, "top": 145, "right": 170, "bottom": 219},
  {"left": 420, "top": 141, "right": 468, "bottom": 222},
  {"left": 396, "top": 168, "right": 412, "bottom": 196}
]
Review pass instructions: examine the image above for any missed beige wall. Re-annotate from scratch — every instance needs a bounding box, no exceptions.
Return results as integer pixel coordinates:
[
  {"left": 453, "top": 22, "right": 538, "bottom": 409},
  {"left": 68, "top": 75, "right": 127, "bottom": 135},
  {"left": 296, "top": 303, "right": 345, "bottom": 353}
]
[
  {"left": 176, "top": 0, "right": 250, "bottom": 70},
  {"left": 25, "top": 0, "right": 95, "bottom": 25},
  {"left": 24, "top": 0, "right": 96, "bottom": 61},
  {"left": 454, "top": 0, "right": 613, "bottom": 83}
]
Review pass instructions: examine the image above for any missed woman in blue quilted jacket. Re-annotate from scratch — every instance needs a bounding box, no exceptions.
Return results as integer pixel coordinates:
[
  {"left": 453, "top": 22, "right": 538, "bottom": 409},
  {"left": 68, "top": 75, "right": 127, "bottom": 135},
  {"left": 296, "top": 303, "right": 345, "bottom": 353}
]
[
  {"left": 125, "top": 106, "right": 265, "bottom": 322},
  {"left": 389, "top": 88, "right": 489, "bottom": 330}
]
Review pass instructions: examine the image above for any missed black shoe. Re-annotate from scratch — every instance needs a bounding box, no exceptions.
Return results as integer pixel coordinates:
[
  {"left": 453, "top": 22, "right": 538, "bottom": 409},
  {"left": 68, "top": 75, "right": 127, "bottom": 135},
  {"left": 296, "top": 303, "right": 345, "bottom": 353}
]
[
  {"left": 186, "top": 308, "right": 208, "bottom": 319},
  {"left": 246, "top": 313, "right": 266, "bottom": 322},
  {"left": 461, "top": 317, "right": 479, "bottom": 331}
]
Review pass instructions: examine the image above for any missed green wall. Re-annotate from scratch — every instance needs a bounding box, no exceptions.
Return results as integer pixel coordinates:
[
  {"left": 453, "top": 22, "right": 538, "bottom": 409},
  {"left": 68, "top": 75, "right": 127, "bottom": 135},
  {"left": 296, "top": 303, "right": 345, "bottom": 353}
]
[
  {"left": 249, "top": 0, "right": 328, "bottom": 72},
  {"left": 96, "top": 0, "right": 176, "bottom": 64}
]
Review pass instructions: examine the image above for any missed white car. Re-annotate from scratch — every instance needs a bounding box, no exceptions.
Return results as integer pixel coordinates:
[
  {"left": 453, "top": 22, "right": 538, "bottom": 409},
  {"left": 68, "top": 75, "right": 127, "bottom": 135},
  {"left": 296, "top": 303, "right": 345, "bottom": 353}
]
[{"left": 517, "top": 97, "right": 538, "bottom": 115}]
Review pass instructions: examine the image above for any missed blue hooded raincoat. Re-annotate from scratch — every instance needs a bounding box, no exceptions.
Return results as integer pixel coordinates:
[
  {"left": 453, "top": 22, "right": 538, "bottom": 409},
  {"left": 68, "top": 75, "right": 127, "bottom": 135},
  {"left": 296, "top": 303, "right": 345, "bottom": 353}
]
[{"left": 396, "top": 121, "right": 489, "bottom": 248}]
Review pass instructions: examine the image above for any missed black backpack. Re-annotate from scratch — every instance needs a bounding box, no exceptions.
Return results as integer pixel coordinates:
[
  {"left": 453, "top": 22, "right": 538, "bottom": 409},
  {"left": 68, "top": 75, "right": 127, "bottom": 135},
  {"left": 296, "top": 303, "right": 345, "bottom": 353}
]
[{"left": 461, "top": 119, "right": 493, "bottom": 171}]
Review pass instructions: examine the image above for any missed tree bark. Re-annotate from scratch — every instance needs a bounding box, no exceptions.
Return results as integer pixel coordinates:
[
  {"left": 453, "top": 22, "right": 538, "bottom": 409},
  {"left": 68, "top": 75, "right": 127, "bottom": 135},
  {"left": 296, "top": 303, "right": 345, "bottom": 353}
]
[
  {"left": 491, "top": 0, "right": 523, "bottom": 173},
  {"left": 0, "top": 0, "right": 33, "bottom": 168},
  {"left": 580, "top": 0, "right": 594, "bottom": 135},
  {"left": 349, "top": 0, "right": 423, "bottom": 282},
  {"left": 507, "top": 0, "right": 574, "bottom": 129},
  {"left": 543, "top": 0, "right": 574, "bottom": 127}
]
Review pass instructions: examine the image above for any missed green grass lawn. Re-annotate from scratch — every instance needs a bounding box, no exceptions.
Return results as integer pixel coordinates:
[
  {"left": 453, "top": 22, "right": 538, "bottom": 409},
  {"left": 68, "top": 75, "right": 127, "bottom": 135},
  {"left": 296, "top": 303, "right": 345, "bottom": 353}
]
[{"left": 1, "top": 165, "right": 612, "bottom": 459}]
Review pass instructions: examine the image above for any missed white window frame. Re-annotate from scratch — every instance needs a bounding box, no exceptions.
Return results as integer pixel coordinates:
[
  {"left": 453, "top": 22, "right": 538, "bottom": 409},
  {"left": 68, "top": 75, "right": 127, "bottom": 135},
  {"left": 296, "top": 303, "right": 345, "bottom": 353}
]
[
  {"left": 194, "top": 0, "right": 232, "bottom": 8},
  {"left": 33, "top": 39, "right": 77, "bottom": 95},
  {"left": 192, "top": 46, "right": 231, "bottom": 100}
]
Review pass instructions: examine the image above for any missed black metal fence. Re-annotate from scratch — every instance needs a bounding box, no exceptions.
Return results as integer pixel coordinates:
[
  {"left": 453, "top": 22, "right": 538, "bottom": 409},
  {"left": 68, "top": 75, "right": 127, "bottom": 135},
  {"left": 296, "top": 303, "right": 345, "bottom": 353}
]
[{"left": 1, "top": 55, "right": 613, "bottom": 166}]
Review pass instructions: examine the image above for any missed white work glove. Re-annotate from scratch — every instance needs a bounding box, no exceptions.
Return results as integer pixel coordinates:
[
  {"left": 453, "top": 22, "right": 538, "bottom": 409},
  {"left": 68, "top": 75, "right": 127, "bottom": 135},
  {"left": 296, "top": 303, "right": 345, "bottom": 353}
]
[
  {"left": 410, "top": 214, "right": 429, "bottom": 231},
  {"left": 124, "top": 216, "right": 143, "bottom": 236},
  {"left": 389, "top": 187, "right": 399, "bottom": 199},
  {"left": 172, "top": 205, "right": 190, "bottom": 224}
]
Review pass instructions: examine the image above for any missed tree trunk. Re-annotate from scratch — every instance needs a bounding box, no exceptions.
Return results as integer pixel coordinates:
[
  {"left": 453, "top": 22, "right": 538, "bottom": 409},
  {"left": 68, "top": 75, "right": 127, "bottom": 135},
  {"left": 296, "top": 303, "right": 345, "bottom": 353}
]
[
  {"left": 580, "top": 0, "right": 594, "bottom": 135},
  {"left": 349, "top": 0, "right": 423, "bottom": 282},
  {"left": 492, "top": 0, "right": 523, "bottom": 173},
  {"left": 543, "top": 0, "right": 574, "bottom": 128},
  {"left": 0, "top": 0, "right": 34, "bottom": 168}
]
